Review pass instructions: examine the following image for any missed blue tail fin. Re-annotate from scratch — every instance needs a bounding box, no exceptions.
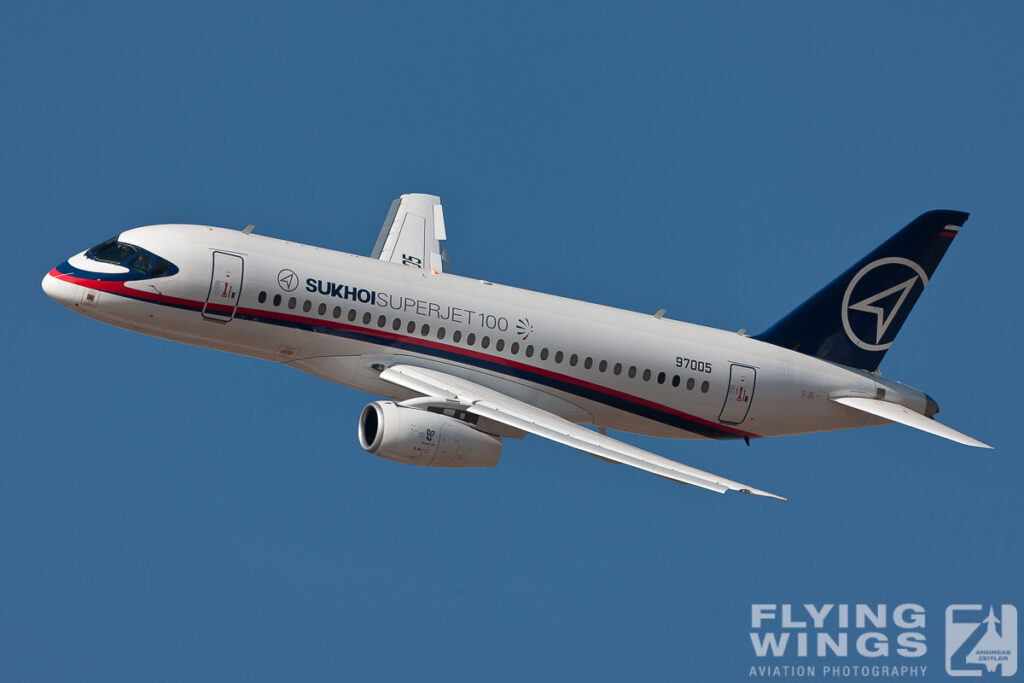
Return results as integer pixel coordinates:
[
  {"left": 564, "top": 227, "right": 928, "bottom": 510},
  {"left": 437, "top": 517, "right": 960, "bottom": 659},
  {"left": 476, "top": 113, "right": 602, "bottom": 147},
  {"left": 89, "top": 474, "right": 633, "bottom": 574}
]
[{"left": 753, "top": 210, "right": 969, "bottom": 372}]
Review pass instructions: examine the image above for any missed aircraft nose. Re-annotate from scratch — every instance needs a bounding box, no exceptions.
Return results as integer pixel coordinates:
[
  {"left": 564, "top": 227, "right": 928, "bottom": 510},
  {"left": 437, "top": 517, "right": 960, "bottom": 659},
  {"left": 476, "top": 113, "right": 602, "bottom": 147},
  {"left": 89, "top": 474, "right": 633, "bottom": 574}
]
[{"left": 42, "top": 270, "right": 78, "bottom": 308}]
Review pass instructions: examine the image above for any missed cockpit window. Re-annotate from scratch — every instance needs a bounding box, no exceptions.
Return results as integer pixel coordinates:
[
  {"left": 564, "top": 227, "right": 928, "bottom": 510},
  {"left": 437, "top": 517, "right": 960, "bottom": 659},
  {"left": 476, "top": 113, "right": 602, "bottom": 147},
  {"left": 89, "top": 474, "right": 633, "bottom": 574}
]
[
  {"left": 129, "top": 251, "right": 153, "bottom": 274},
  {"left": 88, "top": 238, "right": 139, "bottom": 265},
  {"left": 151, "top": 257, "right": 171, "bottom": 277},
  {"left": 84, "top": 237, "right": 178, "bottom": 278}
]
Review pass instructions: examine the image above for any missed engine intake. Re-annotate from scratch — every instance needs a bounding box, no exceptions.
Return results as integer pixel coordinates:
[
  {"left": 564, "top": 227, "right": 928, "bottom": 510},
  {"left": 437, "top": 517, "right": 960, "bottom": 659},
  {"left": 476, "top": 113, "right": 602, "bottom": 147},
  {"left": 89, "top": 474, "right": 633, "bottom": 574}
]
[{"left": 357, "top": 401, "right": 502, "bottom": 468}]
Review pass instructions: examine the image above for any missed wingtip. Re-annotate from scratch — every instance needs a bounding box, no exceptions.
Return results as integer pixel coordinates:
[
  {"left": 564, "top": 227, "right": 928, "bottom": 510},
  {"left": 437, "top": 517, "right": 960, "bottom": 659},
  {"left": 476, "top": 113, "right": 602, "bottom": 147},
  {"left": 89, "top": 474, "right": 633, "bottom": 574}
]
[{"left": 738, "top": 487, "right": 788, "bottom": 502}]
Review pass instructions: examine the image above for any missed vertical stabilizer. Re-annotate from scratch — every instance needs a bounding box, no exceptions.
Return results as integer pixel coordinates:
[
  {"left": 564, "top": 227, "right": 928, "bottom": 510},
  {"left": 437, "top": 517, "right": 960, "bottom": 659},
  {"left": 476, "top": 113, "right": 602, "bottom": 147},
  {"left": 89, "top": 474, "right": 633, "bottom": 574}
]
[{"left": 753, "top": 210, "right": 968, "bottom": 371}]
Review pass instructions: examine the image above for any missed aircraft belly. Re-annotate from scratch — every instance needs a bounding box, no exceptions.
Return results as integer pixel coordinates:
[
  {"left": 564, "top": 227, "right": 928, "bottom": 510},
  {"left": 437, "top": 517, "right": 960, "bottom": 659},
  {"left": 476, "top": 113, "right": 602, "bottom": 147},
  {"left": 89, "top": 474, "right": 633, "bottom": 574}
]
[{"left": 582, "top": 410, "right": 712, "bottom": 439}]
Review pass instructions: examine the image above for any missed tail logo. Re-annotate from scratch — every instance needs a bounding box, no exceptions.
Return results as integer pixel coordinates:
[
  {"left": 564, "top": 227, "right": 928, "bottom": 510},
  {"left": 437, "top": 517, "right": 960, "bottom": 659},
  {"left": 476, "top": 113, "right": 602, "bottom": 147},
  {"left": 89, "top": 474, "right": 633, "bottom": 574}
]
[{"left": 841, "top": 257, "right": 929, "bottom": 351}]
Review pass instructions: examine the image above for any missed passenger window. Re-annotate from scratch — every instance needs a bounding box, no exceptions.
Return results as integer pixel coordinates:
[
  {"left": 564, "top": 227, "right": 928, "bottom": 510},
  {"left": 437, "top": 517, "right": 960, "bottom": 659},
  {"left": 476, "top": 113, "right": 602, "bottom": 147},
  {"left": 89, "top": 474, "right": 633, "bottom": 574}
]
[
  {"left": 467, "top": 333, "right": 476, "bottom": 346},
  {"left": 258, "top": 291, "right": 267, "bottom": 304},
  {"left": 628, "top": 366, "right": 637, "bottom": 378},
  {"left": 437, "top": 327, "right": 446, "bottom": 340},
  {"left": 481, "top": 336, "right": 490, "bottom": 349},
  {"left": 584, "top": 357, "right": 593, "bottom": 370},
  {"left": 511, "top": 342, "right": 520, "bottom": 355},
  {"left": 657, "top": 371, "right": 666, "bottom": 384},
  {"left": 303, "top": 300, "right": 312, "bottom": 313},
  {"left": 525, "top": 345, "right": 534, "bottom": 358},
  {"left": 540, "top": 348, "right": 549, "bottom": 360},
  {"left": 421, "top": 324, "right": 430, "bottom": 336},
  {"left": 614, "top": 362, "right": 622, "bottom": 375},
  {"left": 363, "top": 312, "right": 372, "bottom": 324},
  {"left": 273, "top": 294, "right": 282, "bottom": 307},
  {"left": 348, "top": 310, "right": 357, "bottom": 322},
  {"left": 701, "top": 381, "right": 710, "bottom": 393},
  {"left": 377, "top": 315, "right": 387, "bottom": 328},
  {"left": 642, "top": 369, "right": 652, "bottom": 381},
  {"left": 555, "top": 351, "right": 564, "bottom": 363},
  {"left": 686, "top": 378, "right": 695, "bottom": 390},
  {"left": 392, "top": 318, "right": 402, "bottom": 331},
  {"left": 496, "top": 339, "right": 505, "bottom": 352},
  {"left": 333, "top": 306, "right": 342, "bottom": 319},
  {"left": 318, "top": 303, "right": 327, "bottom": 316},
  {"left": 288, "top": 297, "right": 297, "bottom": 310},
  {"left": 599, "top": 360, "right": 607, "bottom": 372},
  {"left": 453, "top": 330, "right": 462, "bottom": 343},
  {"left": 569, "top": 354, "right": 578, "bottom": 367},
  {"left": 672, "top": 375, "right": 680, "bottom": 387},
  {"left": 407, "top": 321, "right": 416, "bottom": 333}
]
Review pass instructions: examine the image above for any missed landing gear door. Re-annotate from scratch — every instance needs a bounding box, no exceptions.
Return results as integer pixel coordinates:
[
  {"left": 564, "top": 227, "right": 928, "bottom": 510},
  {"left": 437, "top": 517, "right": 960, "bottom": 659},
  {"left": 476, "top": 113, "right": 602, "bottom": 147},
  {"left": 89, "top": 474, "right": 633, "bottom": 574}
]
[
  {"left": 203, "top": 252, "right": 244, "bottom": 322},
  {"left": 719, "top": 364, "right": 756, "bottom": 424}
]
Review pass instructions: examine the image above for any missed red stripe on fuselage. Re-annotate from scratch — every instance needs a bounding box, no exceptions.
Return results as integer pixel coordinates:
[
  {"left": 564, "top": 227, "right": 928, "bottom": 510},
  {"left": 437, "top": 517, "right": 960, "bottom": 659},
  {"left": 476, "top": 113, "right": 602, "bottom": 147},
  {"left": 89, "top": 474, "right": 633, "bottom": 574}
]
[
  {"left": 51, "top": 268, "right": 200, "bottom": 309},
  {"left": 51, "top": 268, "right": 760, "bottom": 439}
]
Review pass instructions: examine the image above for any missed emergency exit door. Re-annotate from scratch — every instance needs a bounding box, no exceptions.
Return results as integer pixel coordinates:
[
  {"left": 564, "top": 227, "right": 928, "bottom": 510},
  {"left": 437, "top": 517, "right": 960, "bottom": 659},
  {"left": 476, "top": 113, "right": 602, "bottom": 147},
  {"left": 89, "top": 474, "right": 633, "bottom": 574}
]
[
  {"left": 718, "top": 364, "right": 756, "bottom": 424},
  {"left": 203, "top": 252, "right": 244, "bottom": 322}
]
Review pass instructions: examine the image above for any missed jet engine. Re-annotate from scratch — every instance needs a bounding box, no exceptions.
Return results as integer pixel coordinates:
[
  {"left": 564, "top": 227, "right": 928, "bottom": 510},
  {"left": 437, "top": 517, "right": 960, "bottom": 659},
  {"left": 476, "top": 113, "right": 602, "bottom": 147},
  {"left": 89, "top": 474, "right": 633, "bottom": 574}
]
[{"left": 357, "top": 401, "right": 502, "bottom": 468}]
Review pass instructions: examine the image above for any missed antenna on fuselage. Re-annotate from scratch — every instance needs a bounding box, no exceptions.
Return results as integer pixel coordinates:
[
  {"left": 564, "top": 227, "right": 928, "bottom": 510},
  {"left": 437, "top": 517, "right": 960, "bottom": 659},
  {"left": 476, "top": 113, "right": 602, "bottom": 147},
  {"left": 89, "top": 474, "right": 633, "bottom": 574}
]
[{"left": 242, "top": 224, "right": 255, "bottom": 234}]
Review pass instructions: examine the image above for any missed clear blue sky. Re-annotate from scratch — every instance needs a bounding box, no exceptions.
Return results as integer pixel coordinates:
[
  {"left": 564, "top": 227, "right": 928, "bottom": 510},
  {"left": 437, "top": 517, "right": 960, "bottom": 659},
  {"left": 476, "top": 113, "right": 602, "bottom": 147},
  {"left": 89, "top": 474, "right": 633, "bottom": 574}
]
[{"left": 2, "top": 2, "right": 1021, "bottom": 681}]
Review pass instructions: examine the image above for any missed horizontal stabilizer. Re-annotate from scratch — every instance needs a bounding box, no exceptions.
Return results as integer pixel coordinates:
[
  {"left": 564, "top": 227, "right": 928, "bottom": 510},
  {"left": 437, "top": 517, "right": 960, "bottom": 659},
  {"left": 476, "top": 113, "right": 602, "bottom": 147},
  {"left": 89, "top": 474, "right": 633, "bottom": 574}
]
[{"left": 832, "top": 397, "right": 991, "bottom": 448}]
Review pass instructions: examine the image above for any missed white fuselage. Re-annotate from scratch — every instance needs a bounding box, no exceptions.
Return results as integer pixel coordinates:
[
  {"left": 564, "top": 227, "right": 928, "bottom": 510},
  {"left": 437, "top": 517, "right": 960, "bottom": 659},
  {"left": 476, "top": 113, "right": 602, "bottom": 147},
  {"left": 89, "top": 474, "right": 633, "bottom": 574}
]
[{"left": 44, "top": 224, "right": 926, "bottom": 441}]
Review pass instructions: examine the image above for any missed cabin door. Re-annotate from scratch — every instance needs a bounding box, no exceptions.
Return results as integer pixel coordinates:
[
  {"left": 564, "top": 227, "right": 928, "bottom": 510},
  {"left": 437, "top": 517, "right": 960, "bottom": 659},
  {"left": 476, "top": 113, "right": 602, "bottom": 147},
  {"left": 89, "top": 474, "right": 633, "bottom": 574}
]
[
  {"left": 202, "top": 252, "right": 244, "bottom": 322},
  {"left": 719, "top": 364, "right": 756, "bottom": 424}
]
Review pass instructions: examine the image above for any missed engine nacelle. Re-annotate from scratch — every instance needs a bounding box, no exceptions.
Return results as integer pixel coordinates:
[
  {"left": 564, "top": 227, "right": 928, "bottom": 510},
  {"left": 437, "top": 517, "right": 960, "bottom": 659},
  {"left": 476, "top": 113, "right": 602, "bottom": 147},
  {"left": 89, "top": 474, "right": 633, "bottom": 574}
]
[{"left": 357, "top": 401, "right": 502, "bottom": 468}]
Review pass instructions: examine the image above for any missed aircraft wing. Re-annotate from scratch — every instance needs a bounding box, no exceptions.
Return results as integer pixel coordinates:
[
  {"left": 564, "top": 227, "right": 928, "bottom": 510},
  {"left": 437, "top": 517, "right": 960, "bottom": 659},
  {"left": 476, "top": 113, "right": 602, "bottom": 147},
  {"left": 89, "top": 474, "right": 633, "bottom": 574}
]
[
  {"left": 379, "top": 364, "right": 787, "bottom": 501},
  {"left": 371, "top": 194, "right": 451, "bottom": 274}
]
